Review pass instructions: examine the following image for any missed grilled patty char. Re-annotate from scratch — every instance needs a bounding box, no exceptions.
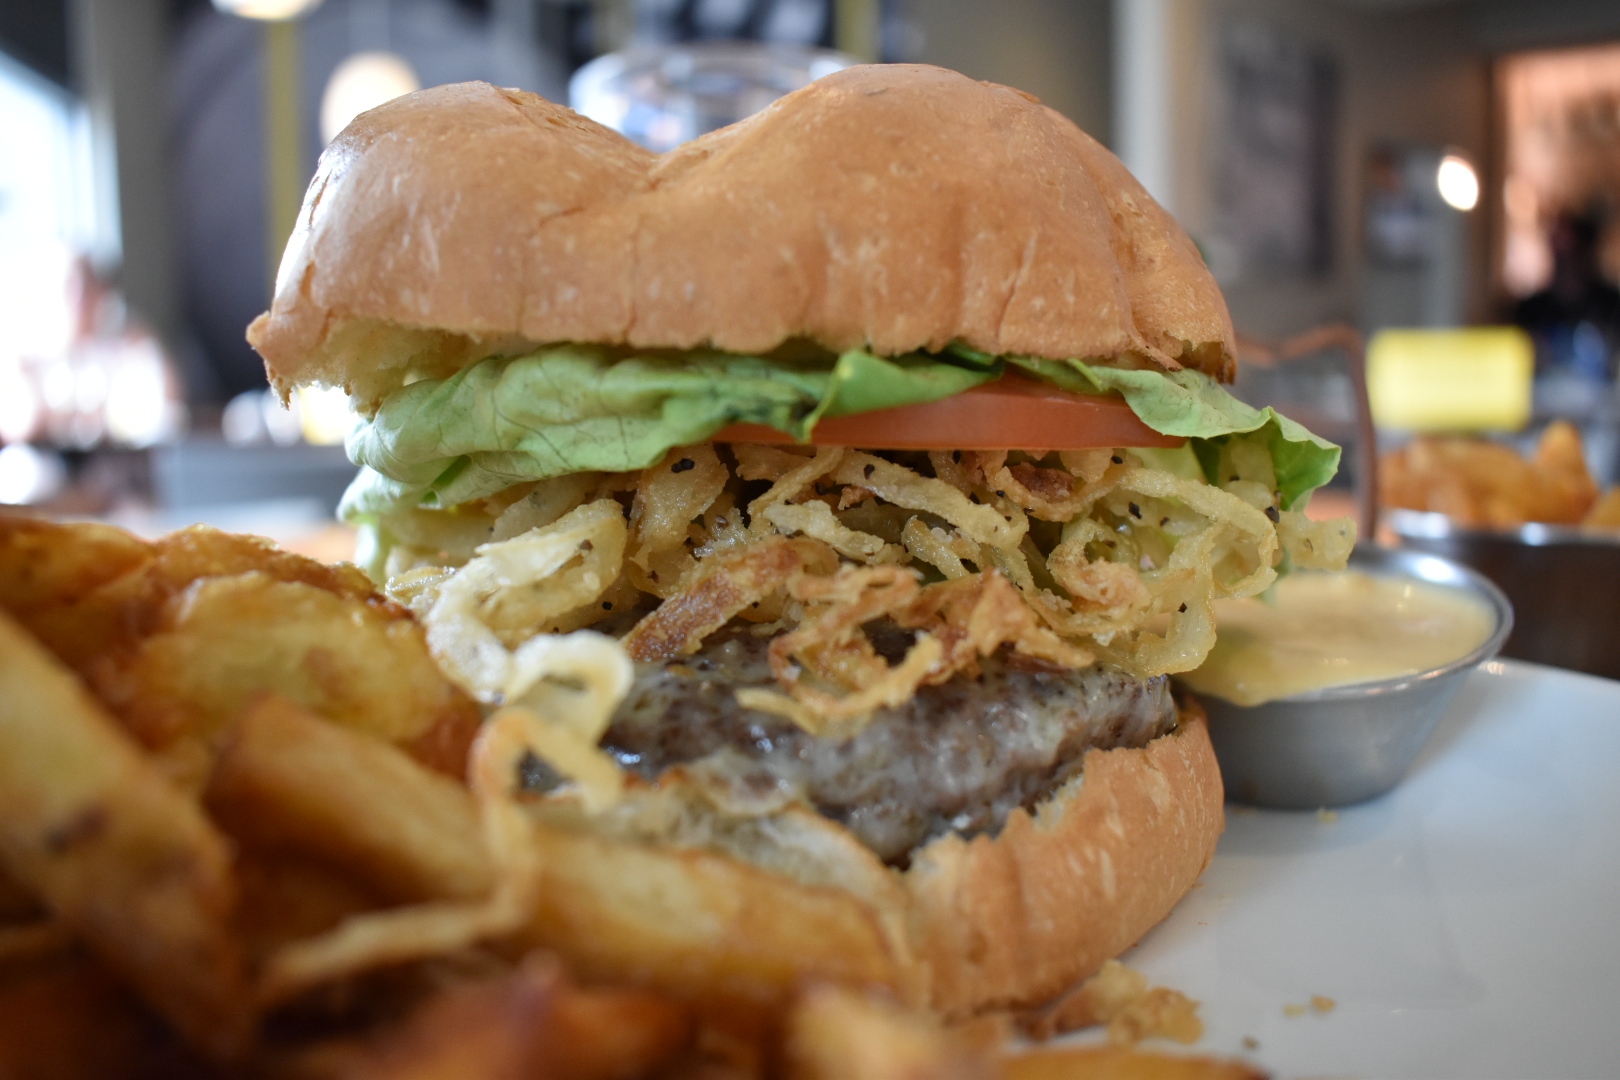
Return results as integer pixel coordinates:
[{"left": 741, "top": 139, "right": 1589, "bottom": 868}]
[{"left": 603, "top": 631, "right": 1177, "bottom": 863}]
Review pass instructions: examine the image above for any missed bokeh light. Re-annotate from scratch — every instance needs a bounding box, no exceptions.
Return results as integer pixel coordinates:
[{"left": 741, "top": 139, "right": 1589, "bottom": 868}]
[
  {"left": 320, "top": 52, "right": 420, "bottom": 144},
  {"left": 1436, "top": 154, "right": 1480, "bottom": 211}
]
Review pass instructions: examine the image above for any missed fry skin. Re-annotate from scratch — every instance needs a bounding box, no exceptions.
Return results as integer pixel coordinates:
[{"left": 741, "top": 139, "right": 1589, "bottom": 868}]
[
  {"left": 0, "top": 519, "right": 481, "bottom": 778},
  {"left": 208, "top": 695, "right": 492, "bottom": 904},
  {"left": 335, "top": 956, "right": 691, "bottom": 1080},
  {"left": 785, "top": 984, "right": 995, "bottom": 1080},
  {"left": 520, "top": 820, "right": 912, "bottom": 1021},
  {"left": 0, "top": 518, "right": 378, "bottom": 669},
  {"left": 0, "top": 609, "right": 251, "bottom": 1058},
  {"left": 0, "top": 957, "right": 212, "bottom": 1080},
  {"left": 93, "top": 572, "right": 481, "bottom": 771},
  {"left": 1379, "top": 422, "right": 1602, "bottom": 528}
]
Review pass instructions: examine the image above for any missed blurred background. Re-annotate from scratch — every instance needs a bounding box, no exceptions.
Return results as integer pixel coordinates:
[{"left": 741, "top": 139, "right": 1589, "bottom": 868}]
[{"left": 2, "top": 0, "right": 1620, "bottom": 551}]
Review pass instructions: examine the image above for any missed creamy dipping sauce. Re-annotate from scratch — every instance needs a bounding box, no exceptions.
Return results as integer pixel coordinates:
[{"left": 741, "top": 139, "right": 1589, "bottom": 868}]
[{"left": 1178, "top": 570, "right": 1497, "bottom": 706}]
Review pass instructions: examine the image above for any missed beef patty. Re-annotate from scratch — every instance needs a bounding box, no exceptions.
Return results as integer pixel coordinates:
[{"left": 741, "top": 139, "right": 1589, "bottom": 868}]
[{"left": 602, "top": 630, "right": 1177, "bottom": 864}]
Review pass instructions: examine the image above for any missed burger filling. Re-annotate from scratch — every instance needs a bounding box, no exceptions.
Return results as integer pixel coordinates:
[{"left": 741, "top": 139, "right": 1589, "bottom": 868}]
[
  {"left": 355, "top": 343, "right": 1352, "bottom": 839},
  {"left": 603, "top": 630, "right": 1176, "bottom": 864}
]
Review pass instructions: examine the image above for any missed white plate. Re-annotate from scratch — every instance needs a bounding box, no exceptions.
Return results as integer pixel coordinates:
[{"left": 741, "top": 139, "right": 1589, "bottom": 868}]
[{"left": 1121, "top": 659, "right": 1620, "bottom": 1079}]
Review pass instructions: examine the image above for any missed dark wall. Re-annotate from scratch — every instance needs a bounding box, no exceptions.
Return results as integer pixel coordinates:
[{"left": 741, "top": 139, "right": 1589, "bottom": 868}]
[{"left": 0, "top": 0, "right": 70, "bottom": 86}]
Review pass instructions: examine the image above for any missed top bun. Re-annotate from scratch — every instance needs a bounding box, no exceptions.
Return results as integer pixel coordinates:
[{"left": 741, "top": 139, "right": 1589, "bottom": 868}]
[{"left": 249, "top": 64, "right": 1235, "bottom": 407}]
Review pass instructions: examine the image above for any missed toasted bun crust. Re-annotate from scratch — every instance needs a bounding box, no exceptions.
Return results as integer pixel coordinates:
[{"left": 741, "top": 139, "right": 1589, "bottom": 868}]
[
  {"left": 249, "top": 65, "right": 1236, "bottom": 405},
  {"left": 908, "top": 701, "right": 1223, "bottom": 1016},
  {"left": 536, "top": 703, "right": 1223, "bottom": 1018}
]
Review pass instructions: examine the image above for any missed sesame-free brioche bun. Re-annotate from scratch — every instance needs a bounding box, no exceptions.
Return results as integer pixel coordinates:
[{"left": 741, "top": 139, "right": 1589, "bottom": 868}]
[
  {"left": 248, "top": 64, "right": 1236, "bottom": 407},
  {"left": 907, "top": 702, "right": 1223, "bottom": 1015},
  {"left": 241, "top": 63, "right": 1231, "bottom": 1018},
  {"left": 524, "top": 703, "right": 1223, "bottom": 1019}
]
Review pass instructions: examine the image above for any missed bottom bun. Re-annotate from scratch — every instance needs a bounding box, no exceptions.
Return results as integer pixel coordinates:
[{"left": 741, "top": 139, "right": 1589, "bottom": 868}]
[
  {"left": 907, "top": 699, "right": 1223, "bottom": 1016},
  {"left": 524, "top": 701, "right": 1222, "bottom": 1020}
]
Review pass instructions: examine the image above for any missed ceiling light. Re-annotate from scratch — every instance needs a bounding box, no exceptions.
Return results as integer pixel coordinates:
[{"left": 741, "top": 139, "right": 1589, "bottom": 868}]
[
  {"left": 321, "top": 52, "right": 420, "bottom": 144},
  {"left": 0, "top": 443, "right": 65, "bottom": 505},
  {"left": 1436, "top": 155, "right": 1480, "bottom": 212},
  {"left": 210, "top": 0, "right": 325, "bottom": 20}
]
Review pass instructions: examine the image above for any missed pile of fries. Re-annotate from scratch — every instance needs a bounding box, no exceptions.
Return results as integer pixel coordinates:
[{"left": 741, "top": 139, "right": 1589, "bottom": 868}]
[
  {"left": 1381, "top": 420, "right": 1620, "bottom": 529},
  {"left": 0, "top": 515, "right": 1264, "bottom": 1079},
  {"left": 379, "top": 442, "right": 1352, "bottom": 733}
]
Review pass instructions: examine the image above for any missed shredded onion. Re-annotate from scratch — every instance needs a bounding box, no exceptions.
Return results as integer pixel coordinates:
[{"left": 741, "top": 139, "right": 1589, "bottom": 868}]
[{"left": 386, "top": 436, "right": 1348, "bottom": 733}]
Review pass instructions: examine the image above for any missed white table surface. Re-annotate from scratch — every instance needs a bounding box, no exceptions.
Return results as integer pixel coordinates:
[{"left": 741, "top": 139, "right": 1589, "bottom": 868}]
[{"left": 1121, "top": 659, "right": 1620, "bottom": 1079}]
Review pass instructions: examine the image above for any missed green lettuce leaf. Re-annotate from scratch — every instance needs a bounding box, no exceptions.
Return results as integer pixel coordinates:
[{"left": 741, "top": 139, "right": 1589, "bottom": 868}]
[
  {"left": 342, "top": 343, "right": 1341, "bottom": 548},
  {"left": 341, "top": 345, "right": 997, "bottom": 519},
  {"left": 1002, "top": 357, "right": 1339, "bottom": 510}
]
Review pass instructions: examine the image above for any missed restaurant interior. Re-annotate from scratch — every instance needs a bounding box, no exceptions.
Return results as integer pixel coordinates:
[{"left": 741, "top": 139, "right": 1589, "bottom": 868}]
[
  {"left": 1, "top": 4, "right": 1617, "bottom": 507},
  {"left": 6, "top": 3, "right": 1620, "bottom": 555},
  {"left": 2, "top": 1, "right": 1620, "bottom": 1076}
]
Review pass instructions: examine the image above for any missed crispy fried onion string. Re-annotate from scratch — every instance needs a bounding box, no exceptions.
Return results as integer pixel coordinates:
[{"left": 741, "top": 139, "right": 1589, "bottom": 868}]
[
  {"left": 736, "top": 565, "right": 942, "bottom": 736},
  {"left": 258, "top": 706, "right": 540, "bottom": 1006},
  {"left": 1277, "top": 510, "right": 1356, "bottom": 570},
  {"left": 1029, "top": 467, "right": 1279, "bottom": 675},
  {"left": 737, "top": 566, "right": 1094, "bottom": 736},
  {"left": 761, "top": 501, "right": 908, "bottom": 565},
  {"left": 622, "top": 535, "right": 836, "bottom": 661},
  {"left": 833, "top": 452, "right": 1026, "bottom": 549},
  {"left": 1111, "top": 467, "right": 1278, "bottom": 597},
  {"left": 408, "top": 500, "right": 629, "bottom": 697},
  {"left": 746, "top": 445, "right": 845, "bottom": 521},
  {"left": 257, "top": 637, "right": 633, "bottom": 1005},
  {"left": 899, "top": 517, "right": 976, "bottom": 580},
  {"left": 899, "top": 570, "right": 1094, "bottom": 676},
  {"left": 956, "top": 450, "right": 1091, "bottom": 521},
  {"left": 628, "top": 445, "right": 727, "bottom": 597},
  {"left": 386, "top": 436, "right": 1349, "bottom": 735}
]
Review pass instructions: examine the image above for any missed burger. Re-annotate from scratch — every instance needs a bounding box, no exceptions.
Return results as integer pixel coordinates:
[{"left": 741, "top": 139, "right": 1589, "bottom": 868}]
[{"left": 248, "top": 64, "right": 1351, "bottom": 1017}]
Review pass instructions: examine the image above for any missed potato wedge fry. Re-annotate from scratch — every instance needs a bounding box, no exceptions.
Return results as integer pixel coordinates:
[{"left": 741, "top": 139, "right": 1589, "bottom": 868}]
[
  {"left": 1587, "top": 487, "right": 1620, "bottom": 528},
  {"left": 0, "top": 863, "right": 42, "bottom": 925},
  {"left": 0, "top": 609, "right": 250, "bottom": 1057},
  {"left": 520, "top": 820, "right": 908, "bottom": 1018},
  {"left": 0, "top": 520, "right": 385, "bottom": 669},
  {"left": 144, "top": 523, "right": 382, "bottom": 606},
  {"left": 1380, "top": 424, "right": 1603, "bottom": 528},
  {"left": 1002, "top": 1047, "right": 1266, "bottom": 1080},
  {"left": 786, "top": 984, "right": 995, "bottom": 1080},
  {"left": 0, "top": 517, "right": 155, "bottom": 668},
  {"left": 336, "top": 955, "right": 690, "bottom": 1080},
  {"left": 0, "top": 516, "right": 154, "bottom": 612},
  {"left": 95, "top": 572, "right": 480, "bottom": 774},
  {"left": 257, "top": 705, "right": 545, "bottom": 1007},
  {"left": 0, "top": 957, "right": 211, "bottom": 1080},
  {"left": 0, "top": 519, "right": 480, "bottom": 777},
  {"left": 233, "top": 850, "right": 385, "bottom": 967},
  {"left": 209, "top": 696, "right": 491, "bottom": 904},
  {"left": 0, "top": 920, "right": 74, "bottom": 965}
]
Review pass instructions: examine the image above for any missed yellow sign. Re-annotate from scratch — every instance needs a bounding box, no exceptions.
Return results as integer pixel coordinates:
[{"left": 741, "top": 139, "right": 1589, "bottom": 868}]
[{"left": 1367, "top": 327, "right": 1533, "bottom": 432}]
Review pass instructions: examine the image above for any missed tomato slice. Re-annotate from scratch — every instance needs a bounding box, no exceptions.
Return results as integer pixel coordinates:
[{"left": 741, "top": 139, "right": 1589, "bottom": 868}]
[{"left": 713, "top": 372, "right": 1184, "bottom": 450}]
